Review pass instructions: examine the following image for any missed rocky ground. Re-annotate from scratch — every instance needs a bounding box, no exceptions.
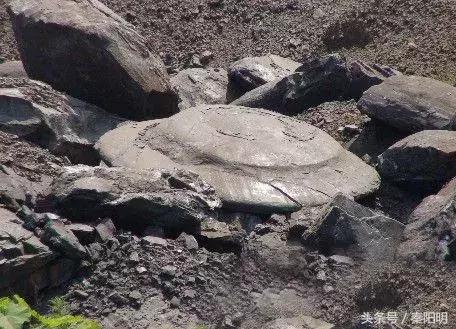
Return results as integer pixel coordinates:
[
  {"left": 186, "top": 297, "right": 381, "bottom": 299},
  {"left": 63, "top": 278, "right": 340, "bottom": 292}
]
[{"left": 1, "top": 0, "right": 456, "bottom": 329}]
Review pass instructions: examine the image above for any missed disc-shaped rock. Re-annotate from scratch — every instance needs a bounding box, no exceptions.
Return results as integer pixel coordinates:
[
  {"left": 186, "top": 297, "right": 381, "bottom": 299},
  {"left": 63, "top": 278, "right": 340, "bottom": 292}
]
[{"left": 96, "top": 105, "right": 380, "bottom": 214}]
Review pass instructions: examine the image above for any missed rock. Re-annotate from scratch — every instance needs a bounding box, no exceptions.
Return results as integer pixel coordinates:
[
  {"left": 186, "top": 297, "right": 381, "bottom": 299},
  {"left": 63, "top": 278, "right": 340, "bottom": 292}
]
[
  {"left": 0, "top": 61, "right": 27, "bottom": 78},
  {"left": 398, "top": 177, "right": 456, "bottom": 260},
  {"left": 8, "top": 0, "right": 177, "bottom": 120},
  {"left": 46, "top": 165, "right": 221, "bottom": 231},
  {"left": 95, "top": 219, "right": 116, "bottom": 242},
  {"left": 9, "top": 0, "right": 177, "bottom": 120},
  {"left": 42, "top": 218, "right": 87, "bottom": 259},
  {"left": 161, "top": 265, "right": 177, "bottom": 278},
  {"left": 200, "top": 51, "right": 214, "bottom": 65},
  {"left": 170, "top": 296, "right": 180, "bottom": 308},
  {"left": 96, "top": 105, "right": 380, "bottom": 215},
  {"left": 347, "top": 60, "right": 401, "bottom": 98},
  {"left": 358, "top": 75, "right": 456, "bottom": 132},
  {"left": 67, "top": 224, "right": 96, "bottom": 245},
  {"left": 171, "top": 68, "right": 228, "bottom": 111},
  {"left": 141, "top": 236, "right": 168, "bottom": 247},
  {"left": 199, "top": 218, "right": 244, "bottom": 253},
  {"left": 228, "top": 54, "right": 301, "bottom": 93},
  {"left": 378, "top": 130, "right": 456, "bottom": 186},
  {"left": 176, "top": 233, "right": 199, "bottom": 251},
  {"left": 328, "top": 255, "right": 354, "bottom": 266},
  {"left": 265, "top": 315, "right": 334, "bottom": 329},
  {"left": 302, "top": 194, "right": 404, "bottom": 262},
  {"left": 231, "top": 54, "right": 350, "bottom": 114},
  {"left": 0, "top": 78, "right": 125, "bottom": 164}
]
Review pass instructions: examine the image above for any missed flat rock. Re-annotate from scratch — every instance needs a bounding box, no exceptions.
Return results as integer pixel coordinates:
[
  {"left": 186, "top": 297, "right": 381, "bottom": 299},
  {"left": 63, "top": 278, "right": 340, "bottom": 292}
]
[
  {"left": 231, "top": 54, "right": 350, "bottom": 114},
  {"left": 229, "top": 54, "right": 301, "bottom": 93},
  {"left": 8, "top": 0, "right": 177, "bottom": 120},
  {"left": 46, "top": 165, "right": 221, "bottom": 231},
  {"left": 358, "top": 75, "right": 456, "bottom": 132},
  {"left": 96, "top": 105, "right": 380, "bottom": 214},
  {"left": 0, "top": 61, "right": 27, "bottom": 78},
  {"left": 0, "top": 78, "right": 125, "bottom": 164},
  {"left": 378, "top": 130, "right": 456, "bottom": 186},
  {"left": 398, "top": 177, "right": 456, "bottom": 260},
  {"left": 171, "top": 68, "right": 228, "bottom": 111},
  {"left": 302, "top": 194, "right": 404, "bottom": 262}
]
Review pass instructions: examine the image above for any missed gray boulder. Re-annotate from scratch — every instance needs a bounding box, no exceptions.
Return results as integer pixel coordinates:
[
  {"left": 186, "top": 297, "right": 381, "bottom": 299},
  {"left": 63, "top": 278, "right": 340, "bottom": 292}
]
[
  {"left": 46, "top": 165, "right": 221, "bottom": 231},
  {"left": 302, "top": 194, "right": 404, "bottom": 262},
  {"left": 42, "top": 218, "right": 87, "bottom": 259},
  {"left": 0, "top": 78, "right": 125, "bottom": 164},
  {"left": 378, "top": 130, "right": 456, "bottom": 186},
  {"left": 231, "top": 54, "right": 350, "bottom": 114},
  {"left": 8, "top": 0, "right": 177, "bottom": 120},
  {"left": 398, "top": 177, "right": 456, "bottom": 260},
  {"left": 358, "top": 75, "right": 456, "bottom": 132},
  {"left": 96, "top": 105, "right": 380, "bottom": 214},
  {"left": 229, "top": 54, "right": 301, "bottom": 93},
  {"left": 171, "top": 68, "right": 228, "bottom": 111},
  {"left": 0, "top": 60, "right": 27, "bottom": 78}
]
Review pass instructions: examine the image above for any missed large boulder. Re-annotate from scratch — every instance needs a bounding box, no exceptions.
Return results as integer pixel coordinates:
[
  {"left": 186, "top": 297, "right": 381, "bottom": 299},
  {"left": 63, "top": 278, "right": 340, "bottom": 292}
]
[
  {"left": 358, "top": 75, "right": 456, "bottom": 132},
  {"left": 0, "top": 60, "right": 27, "bottom": 78},
  {"left": 0, "top": 78, "right": 125, "bottom": 164},
  {"left": 46, "top": 165, "right": 221, "bottom": 231},
  {"left": 302, "top": 194, "right": 404, "bottom": 262},
  {"left": 171, "top": 68, "right": 228, "bottom": 111},
  {"left": 378, "top": 130, "right": 456, "bottom": 186},
  {"left": 96, "top": 105, "right": 380, "bottom": 214},
  {"left": 228, "top": 54, "right": 301, "bottom": 93},
  {"left": 231, "top": 54, "right": 350, "bottom": 114},
  {"left": 398, "top": 177, "right": 456, "bottom": 260},
  {"left": 8, "top": 0, "right": 177, "bottom": 120}
]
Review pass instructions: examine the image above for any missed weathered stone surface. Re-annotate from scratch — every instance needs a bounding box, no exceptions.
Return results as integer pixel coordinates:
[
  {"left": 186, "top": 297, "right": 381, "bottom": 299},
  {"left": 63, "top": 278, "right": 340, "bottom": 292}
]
[
  {"left": 96, "top": 105, "right": 380, "bottom": 214},
  {"left": 302, "top": 194, "right": 404, "bottom": 262},
  {"left": 8, "top": 0, "right": 177, "bottom": 120},
  {"left": 0, "top": 60, "right": 27, "bottom": 78},
  {"left": 398, "top": 177, "right": 456, "bottom": 260},
  {"left": 171, "top": 68, "right": 228, "bottom": 111},
  {"left": 231, "top": 54, "right": 350, "bottom": 114},
  {"left": 198, "top": 218, "right": 244, "bottom": 253},
  {"left": 68, "top": 224, "right": 96, "bottom": 245},
  {"left": 378, "top": 130, "right": 456, "bottom": 185},
  {"left": 228, "top": 54, "right": 301, "bottom": 93},
  {"left": 47, "top": 165, "right": 221, "bottom": 231},
  {"left": 265, "top": 315, "right": 334, "bottom": 329},
  {"left": 358, "top": 75, "right": 456, "bottom": 132},
  {"left": 42, "top": 219, "right": 87, "bottom": 259},
  {"left": 0, "top": 78, "right": 125, "bottom": 164}
]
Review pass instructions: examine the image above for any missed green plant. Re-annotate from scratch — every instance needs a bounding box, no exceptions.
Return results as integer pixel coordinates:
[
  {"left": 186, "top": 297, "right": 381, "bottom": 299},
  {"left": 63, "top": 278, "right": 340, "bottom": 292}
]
[
  {"left": 48, "top": 297, "right": 70, "bottom": 316},
  {"left": 0, "top": 295, "right": 101, "bottom": 329}
]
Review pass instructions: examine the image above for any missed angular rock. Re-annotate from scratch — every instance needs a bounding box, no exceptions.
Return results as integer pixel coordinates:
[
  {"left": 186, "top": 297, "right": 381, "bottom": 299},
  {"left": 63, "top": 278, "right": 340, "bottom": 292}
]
[
  {"left": 8, "top": 0, "right": 177, "bottom": 120},
  {"left": 176, "top": 232, "right": 199, "bottom": 251},
  {"left": 0, "top": 78, "right": 125, "bottom": 164},
  {"left": 265, "top": 316, "right": 334, "bottom": 329},
  {"left": 302, "top": 194, "right": 404, "bottom": 262},
  {"left": 96, "top": 105, "right": 380, "bottom": 214},
  {"left": 0, "top": 60, "right": 27, "bottom": 78},
  {"left": 142, "top": 236, "right": 168, "bottom": 247},
  {"left": 171, "top": 68, "right": 228, "bottom": 111},
  {"left": 378, "top": 130, "right": 456, "bottom": 186},
  {"left": 42, "top": 219, "right": 87, "bottom": 259},
  {"left": 398, "top": 177, "right": 456, "bottom": 260},
  {"left": 198, "top": 218, "right": 244, "bottom": 253},
  {"left": 228, "top": 54, "right": 301, "bottom": 93},
  {"left": 47, "top": 165, "right": 221, "bottom": 231},
  {"left": 231, "top": 54, "right": 350, "bottom": 114},
  {"left": 68, "top": 224, "right": 96, "bottom": 245},
  {"left": 95, "top": 218, "right": 116, "bottom": 242},
  {"left": 358, "top": 75, "right": 456, "bottom": 132}
]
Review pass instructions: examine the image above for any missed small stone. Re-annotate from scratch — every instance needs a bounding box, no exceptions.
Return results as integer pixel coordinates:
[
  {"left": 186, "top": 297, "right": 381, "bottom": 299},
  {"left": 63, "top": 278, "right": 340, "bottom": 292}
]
[
  {"left": 129, "top": 251, "right": 140, "bottom": 264},
  {"left": 176, "top": 233, "right": 199, "bottom": 251},
  {"left": 289, "top": 38, "right": 301, "bottom": 47},
  {"left": 316, "top": 270, "right": 327, "bottom": 281},
  {"left": 141, "top": 236, "right": 168, "bottom": 247},
  {"left": 323, "top": 285, "right": 334, "bottom": 293},
  {"left": 182, "top": 289, "right": 196, "bottom": 299},
  {"left": 328, "top": 255, "right": 354, "bottom": 266},
  {"left": 109, "top": 292, "right": 128, "bottom": 306},
  {"left": 73, "top": 290, "right": 89, "bottom": 299},
  {"left": 136, "top": 266, "right": 147, "bottom": 274},
  {"left": 170, "top": 296, "right": 180, "bottom": 308},
  {"left": 129, "top": 290, "right": 142, "bottom": 301},
  {"left": 161, "top": 265, "right": 177, "bottom": 278},
  {"left": 95, "top": 218, "right": 116, "bottom": 242},
  {"left": 200, "top": 51, "right": 213, "bottom": 65}
]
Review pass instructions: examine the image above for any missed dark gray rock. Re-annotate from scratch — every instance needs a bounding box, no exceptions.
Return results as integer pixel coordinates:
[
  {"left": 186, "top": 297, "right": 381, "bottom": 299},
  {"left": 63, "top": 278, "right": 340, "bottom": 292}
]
[
  {"left": 358, "top": 75, "right": 456, "bottom": 132},
  {"left": 176, "top": 232, "right": 199, "bottom": 251},
  {"left": 398, "top": 177, "right": 456, "bottom": 260},
  {"left": 96, "top": 105, "right": 380, "bottom": 215},
  {"left": 171, "top": 68, "right": 228, "bottom": 111},
  {"left": 378, "top": 130, "right": 456, "bottom": 186},
  {"left": 0, "top": 78, "right": 125, "bottom": 164},
  {"left": 228, "top": 54, "right": 301, "bottom": 93},
  {"left": 42, "top": 218, "right": 87, "bottom": 259},
  {"left": 0, "top": 60, "right": 27, "bottom": 78},
  {"left": 68, "top": 224, "right": 96, "bottom": 245},
  {"left": 47, "top": 165, "right": 221, "bottom": 231},
  {"left": 8, "top": 0, "right": 177, "bottom": 120},
  {"left": 302, "top": 194, "right": 404, "bottom": 262},
  {"left": 198, "top": 218, "right": 245, "bottom": 253}
]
